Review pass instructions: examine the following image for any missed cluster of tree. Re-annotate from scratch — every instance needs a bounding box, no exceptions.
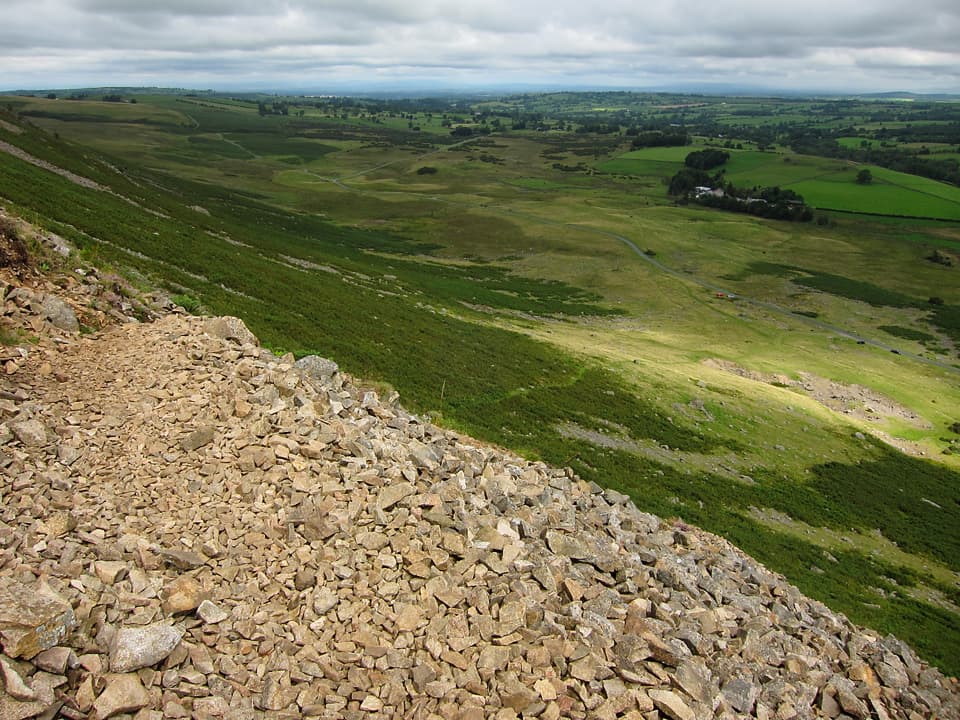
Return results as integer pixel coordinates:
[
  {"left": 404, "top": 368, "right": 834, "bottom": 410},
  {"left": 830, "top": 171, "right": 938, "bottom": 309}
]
[
  {"left": 872, "top": 122, "right": 960, "bottom": 145},
  {"left": 697, "top": 185, "right": 813, "bottom": 222},
  {"left": 258, "top": 101, "right": 289, "bottom": 116},
  {"left": 552, "top": 162, "right": 589, "bottom": 172},
  {"left": 575, "top": 122, "right": 621, "bottom": 135},
  {"left": 629, "top": 130, "right": 691, "bottom": 149},
  {"left": 668, "top": 169, "right": 812, "bottom": 222},
  {"left": 667, "top": 167, "right": 715, "bottom": 196},
  {"left": 684, "top": 149, "right": 729, "bottom": 170}
]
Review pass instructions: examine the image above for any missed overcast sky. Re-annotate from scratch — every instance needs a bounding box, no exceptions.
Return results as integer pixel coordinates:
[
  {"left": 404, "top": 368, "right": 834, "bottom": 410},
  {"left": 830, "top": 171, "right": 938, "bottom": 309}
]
[{"left": 2, "top": 0, "right": 958, "bottom": 94}]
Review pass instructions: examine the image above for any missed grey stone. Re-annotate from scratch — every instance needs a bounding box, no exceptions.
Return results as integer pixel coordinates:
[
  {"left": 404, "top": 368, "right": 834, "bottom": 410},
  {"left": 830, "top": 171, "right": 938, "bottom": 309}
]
[
  {"left": 2, "top": 290, "right": 959, "bottom": 720},
  {"left": 836, "top": 686, "right": 870, "bottom": 719},
  {"left": 0, "top": 656, "right": 36, "bottom": 700},
  {"left": 196, "top": 600, "right": 229, "bottom": 624},
  {"left": 408, "top": 439, "right": 438, "bottom": 468},
  {"left": 722, "top": 677, "right": 759, "bottom": 714},
  {"left": 294, "top": 355, "right": 339, "bottom": 381},
  {"left": 56, "top": 443, "right": 81, "bottom": 466},
  {"left": 313, "top": 588, "right": 338, "bottom": 615},
  {"left": 157, "top": 548, "right": 206, "bottom": 570},
  {"left": 10, "top": 418, "right": 48, "bottom": 448},
  {"left": 876, "top": 661, "right": 910, "bottom": 689},
  {"left": 376, "top": 481, "right": 415, "bottom": 511},
  {"left": 0, "top": 669, "right": 64, "bottom": 720},
  {"left": 39, "top": 295, "right": 78, "bottom": 332},
  {"left": 110, "top": 622, "right": 184, "bottom": 673},
  {"left": 675, "top": 658, "right": 713, "bottom": 704},
  {"left": 544, "top": 530, "right": 591, "bottom": 560}
]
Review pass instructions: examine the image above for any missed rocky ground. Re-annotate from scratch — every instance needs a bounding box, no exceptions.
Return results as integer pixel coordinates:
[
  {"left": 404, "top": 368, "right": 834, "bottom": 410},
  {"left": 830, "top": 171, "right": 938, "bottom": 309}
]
[
  {"left": 701, "top": 359, "right": 928, "bottom": 429},
  {"left": 1, "top": 260, "right": 959, "bottom": 719}
]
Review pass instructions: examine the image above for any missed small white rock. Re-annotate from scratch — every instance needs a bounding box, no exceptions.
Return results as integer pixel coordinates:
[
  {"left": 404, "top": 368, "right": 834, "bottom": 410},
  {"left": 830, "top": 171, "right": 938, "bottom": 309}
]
[{"left": 196, "top": 599, "right": 229, "bottom": 624}]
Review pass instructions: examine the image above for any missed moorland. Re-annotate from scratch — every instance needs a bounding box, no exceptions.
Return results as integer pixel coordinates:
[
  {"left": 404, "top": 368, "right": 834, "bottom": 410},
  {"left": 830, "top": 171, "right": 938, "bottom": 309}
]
[{"left": 1, "top": 88, "right": 959, "bottom": 673}]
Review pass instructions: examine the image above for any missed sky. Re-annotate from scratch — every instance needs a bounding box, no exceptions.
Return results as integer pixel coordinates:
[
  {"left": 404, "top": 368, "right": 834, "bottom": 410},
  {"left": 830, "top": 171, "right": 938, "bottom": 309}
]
[{"left": 2, "top": 0, "right": 959, "bottom": 94}]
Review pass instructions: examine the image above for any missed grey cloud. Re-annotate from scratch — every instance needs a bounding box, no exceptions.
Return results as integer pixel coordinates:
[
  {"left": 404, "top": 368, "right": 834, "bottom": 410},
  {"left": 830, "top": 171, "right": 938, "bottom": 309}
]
[{"left": 2, "top": 0, "right": 958, "bottom": 92}]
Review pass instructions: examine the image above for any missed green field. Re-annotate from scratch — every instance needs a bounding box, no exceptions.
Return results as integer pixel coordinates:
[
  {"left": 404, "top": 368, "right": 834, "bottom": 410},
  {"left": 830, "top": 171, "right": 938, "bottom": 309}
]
[
  {"left": 792, "top": 169, "right": 960, "bottom": 219},
  {"left": 601, "top": 144, "right": 960, "bottom": 220},
  {"left": 2, "top": 90, "right": 960, "bottom": 674}
]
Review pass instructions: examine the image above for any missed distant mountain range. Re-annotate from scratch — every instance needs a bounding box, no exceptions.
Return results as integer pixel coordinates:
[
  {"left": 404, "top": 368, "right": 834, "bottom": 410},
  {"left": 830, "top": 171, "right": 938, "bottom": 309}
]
[{"left": 2, "top": 84, "right": 958, "bottom": 101}]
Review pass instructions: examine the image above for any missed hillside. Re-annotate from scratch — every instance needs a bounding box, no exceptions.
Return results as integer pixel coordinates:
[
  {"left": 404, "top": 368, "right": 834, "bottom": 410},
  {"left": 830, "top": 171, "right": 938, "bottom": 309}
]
[
  {"left": 2, "top": 246, "right": 959, "bottom": 718},
  {"left": 1, "top": 94, "right": 960, "bottom": 680}
]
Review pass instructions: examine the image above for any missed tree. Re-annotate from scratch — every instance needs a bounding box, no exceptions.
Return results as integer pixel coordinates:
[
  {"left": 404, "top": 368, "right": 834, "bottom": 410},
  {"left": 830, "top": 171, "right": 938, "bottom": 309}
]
[
  {"left": 856, "top": 168, "right": 873, "bottom": 185},
  {"left": 667, "top": 168, "right": 712, "bottom": 196},
  {"left": 684, "top": 149, "right": 729, "bottom": 171}
]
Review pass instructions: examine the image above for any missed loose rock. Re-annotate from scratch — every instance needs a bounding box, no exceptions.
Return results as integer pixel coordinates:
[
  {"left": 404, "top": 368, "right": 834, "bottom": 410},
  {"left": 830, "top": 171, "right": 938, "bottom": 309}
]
[
  {"left": 0, "top": 275, "right": 956, "bottom": 720},
  {"left": 109, "top": 623, "right": 184, "bottom": 673},
  {"left": 92, "top": 673, "right": 151, "bottom": 720},
  {"left": 0, "top": 579, "right": 76, "bottom": 659}
]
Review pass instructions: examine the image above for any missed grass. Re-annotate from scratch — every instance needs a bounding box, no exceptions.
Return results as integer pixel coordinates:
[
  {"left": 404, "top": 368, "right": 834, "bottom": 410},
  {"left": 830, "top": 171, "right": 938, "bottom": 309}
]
[
  {"left": 879, "top": 325, "right": 939, "bottom": 344},
  {"left": 0, "top": 324, "right": 26, "bottom": 346},
  {"left": 791, "top": 171, "right": 960, "bottom": 220},
  {"left": 171, "top": 294, "right": 203, "bottom": 314},
  {"left": 223, "top": 133, "right": 339, "bottom": 163},
  {"left": 725, "top": 262, "right": 960, "bottom": 344},
  {"left": 3, "top": 94, "right": 960, "bottom": 675}
]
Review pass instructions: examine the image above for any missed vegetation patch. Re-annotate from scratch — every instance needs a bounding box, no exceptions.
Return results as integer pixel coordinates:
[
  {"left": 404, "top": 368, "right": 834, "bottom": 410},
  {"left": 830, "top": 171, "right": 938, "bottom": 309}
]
[
  {"left": 879, "top": 325, "right": 938, "bottom": 343},
  {"left": 0, "top": 215, "right": 28, "bottom": 267},
  {"left": 729, "top": 261, "right": 960, "bottom": 343}
]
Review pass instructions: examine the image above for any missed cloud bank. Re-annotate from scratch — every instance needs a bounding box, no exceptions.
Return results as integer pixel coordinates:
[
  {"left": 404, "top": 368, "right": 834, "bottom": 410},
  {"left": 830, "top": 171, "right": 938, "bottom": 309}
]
[{"left": 2, "top": 0, "right": 959, "bottom": 93}]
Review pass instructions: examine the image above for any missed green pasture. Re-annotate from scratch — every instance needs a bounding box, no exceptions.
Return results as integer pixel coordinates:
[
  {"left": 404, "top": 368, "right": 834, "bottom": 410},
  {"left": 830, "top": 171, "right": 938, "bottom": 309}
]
[
  {"left": 793, "top": 181, "right": 960, "bottom": 219},
  {"left": 8, "top": 95, "right": 191, "bottom": 127},
  {"left": 502, "top": 177, "right": 574, "bottom": 191},
  {"left": 222, "top": 133, "right": 339, "bottom": 163},
  {"left": 612, "top": 146, "right": 694, "bottom": 162}
]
